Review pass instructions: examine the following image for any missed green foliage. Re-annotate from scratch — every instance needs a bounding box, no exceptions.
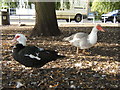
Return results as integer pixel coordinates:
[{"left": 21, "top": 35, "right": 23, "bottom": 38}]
[
  {"left": 0, "top": 1, "right": 18, "bottom": 9},
  {"left": 0, "top": 2, "right": 2, "bottom": 9},
  {"left": 55, "top": 2, "right": 61, "bottom": 10},
  {"left": 89, "top": 2, "right": 92, "bottom": 7},
  {"left": 0, "top": 0, "right": 8, "bottom": 9},
  {"left": 28, "top": 2, "right": 34, "bottom": 9},
  {"left": 65, "top": 2, "right": 70, "bottom": 9},
  {"left": 9, "top": 2, "right": 18, "bottom": 8},
  {"left": 91, "top": 0, "right": 120, "bottom": 15},
  {"left": 55, "top": 1, "right": 70, "bottom": 10},
  {"left": 0, "top": 1, "right": 34, "bottom": 9}
]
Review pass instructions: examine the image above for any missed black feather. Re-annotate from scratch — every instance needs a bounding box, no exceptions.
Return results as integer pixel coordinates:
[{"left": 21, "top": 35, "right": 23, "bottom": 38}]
[{"left": 12, "top": 44, "right": 65, "bottom": 68}]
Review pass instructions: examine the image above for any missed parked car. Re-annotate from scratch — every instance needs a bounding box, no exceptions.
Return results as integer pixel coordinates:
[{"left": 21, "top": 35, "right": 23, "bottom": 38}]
[
  {"left": 56, "top": 6, "right": 88, "bottom": 22},
  {"left": 101, "top": 10, "right": 120, "bottom": 23},
  {"left": 87, "top": 12, "right": 95, "bottom": 20},
  {"left": 87, "top": 12, "right": 98, "bottom": 20},
  {"left": 116, "top": 12, "right": 120, "bottom": 23},
  {"left": 9, "top": 8, "right": 16, "bottom": 15}
]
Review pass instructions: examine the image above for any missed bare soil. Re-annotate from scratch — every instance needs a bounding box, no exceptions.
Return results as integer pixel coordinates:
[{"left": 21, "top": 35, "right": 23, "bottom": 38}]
[{"left": 1, "top": 25, "right": 120, "bottom": 89}]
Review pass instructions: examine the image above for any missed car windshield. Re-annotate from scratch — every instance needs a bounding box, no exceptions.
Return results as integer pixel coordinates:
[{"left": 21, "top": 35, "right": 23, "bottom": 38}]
[
  {"left": 108, "top": 10, "right": 118, "bottom": 15},
  {"left": 89, "top": 13, "right": 94, "bottom": 15}
]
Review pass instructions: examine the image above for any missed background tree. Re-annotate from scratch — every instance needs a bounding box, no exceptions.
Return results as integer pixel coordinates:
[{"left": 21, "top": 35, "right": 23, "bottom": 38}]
[
  {"left": 9, "top": 2, "right": 18, "bottom": 8},
  {"left": 31, "top": 2, "right": 61, "bottom": 36},
  {"left": 91, "top": 0, "right": 120, "bottom": 15},
  {"left": 0, "top": 0, "right": 18, "bottom": 9},
  {"left": 64, "top": 2, "right": 70, "bottom": 9},
  {"left": 55, "top": 2, "right": 61, "bottom": 10},
  {"left": 0, "top": 2, "right": 2, "bottom": 9},
  {"left": 0, "top": 0, "right": 9, "bottom": 9}
]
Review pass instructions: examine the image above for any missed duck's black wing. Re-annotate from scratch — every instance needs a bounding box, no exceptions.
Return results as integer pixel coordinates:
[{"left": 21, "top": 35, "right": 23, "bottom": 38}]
[{"left": 17, "top": 46, "right": 64, "bottom": 67}]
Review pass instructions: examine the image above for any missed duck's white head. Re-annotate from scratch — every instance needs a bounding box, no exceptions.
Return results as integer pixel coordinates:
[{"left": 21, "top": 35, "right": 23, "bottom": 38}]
[{"left": 12, "top": 34, "right": 27, "bottom": 46}]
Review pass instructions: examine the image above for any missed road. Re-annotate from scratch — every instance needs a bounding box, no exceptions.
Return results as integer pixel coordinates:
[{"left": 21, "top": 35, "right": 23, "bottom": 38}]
[
  {"left": 10, "top": 17, "right": 120, "bottom": 27},
  {"left": 10, "top": 18, "right": 101, "bottom": 25}
]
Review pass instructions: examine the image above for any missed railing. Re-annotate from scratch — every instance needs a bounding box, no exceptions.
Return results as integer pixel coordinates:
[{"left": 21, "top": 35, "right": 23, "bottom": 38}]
[
  {"left": 9, "top": 14, "right": 118, "bottom": 25},
  {"left": 10, "top": 14, "right": 35, "bottom": 25},
  {"left": 102, "top": 16, "right": 117, "bottom": 23}
]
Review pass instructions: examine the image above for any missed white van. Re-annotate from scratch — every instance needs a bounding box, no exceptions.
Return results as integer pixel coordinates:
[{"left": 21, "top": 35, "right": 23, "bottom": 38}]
[{"left": 56, "top": 6, "right": 88, "bottom": 22}]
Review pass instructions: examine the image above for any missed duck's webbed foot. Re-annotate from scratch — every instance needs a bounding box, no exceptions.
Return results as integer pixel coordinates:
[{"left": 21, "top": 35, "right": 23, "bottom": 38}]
[
  {"left": 76, "top": 48, "right": 91, "bottom": 55},
  {"left": 76, "top": 48, "right": 83, "bottom": 54},
  {"left": 82, "top": 49, "right": 91, "bottom": 55}
]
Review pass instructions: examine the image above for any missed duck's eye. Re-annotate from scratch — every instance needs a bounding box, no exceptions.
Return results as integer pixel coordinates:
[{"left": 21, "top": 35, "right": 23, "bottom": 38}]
[{"left": 16, "top": 36, "right": 20, "bottom": 39}]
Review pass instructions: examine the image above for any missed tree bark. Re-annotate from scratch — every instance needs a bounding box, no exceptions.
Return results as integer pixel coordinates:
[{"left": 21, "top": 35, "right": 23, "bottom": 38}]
[{"left": 31, "top": 2, "right": 61, "bottom": 36}]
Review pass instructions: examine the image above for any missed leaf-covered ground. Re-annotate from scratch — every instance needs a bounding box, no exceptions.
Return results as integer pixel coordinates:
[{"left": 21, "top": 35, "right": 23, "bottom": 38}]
[{"left": 1, "top": 25, "right": 120, "bottom": 89}]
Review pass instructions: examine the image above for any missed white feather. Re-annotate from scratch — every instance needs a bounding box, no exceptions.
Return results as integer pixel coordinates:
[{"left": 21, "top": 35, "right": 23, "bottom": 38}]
[
  {"left": 16, "top": 82, "right": 24, "bottom": 88},
  {"left": 25, "top": 54, "right": 41, "bottom": 60},
  {"left": 38, "top": 47, "right": 44, "bottom": 51}
]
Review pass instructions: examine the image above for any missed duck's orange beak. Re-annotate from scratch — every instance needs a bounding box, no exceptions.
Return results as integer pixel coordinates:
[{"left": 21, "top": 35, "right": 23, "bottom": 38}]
[
  {"left": 97, "top": 25, "right": 105, "bottom": 32},
  {"left": 11, "top": 37, "right": 18, "bottom": 46},
  {"left": 100, "top": 28, "right": 105, "bottom": 32},
  {"left": 96, "top": 24, "right": 105, "bottom": 32}
]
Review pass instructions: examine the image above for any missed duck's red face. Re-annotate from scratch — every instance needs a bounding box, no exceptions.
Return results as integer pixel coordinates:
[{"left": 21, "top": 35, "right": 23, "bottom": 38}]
[
  {"left": 96, "top": 25, "right": 105, "bottom": 32},
  {"left": 15, "top": 35, "right": 20, "bottom": 39},
  {"left": 12, "top": 35, "right": 20, "bottom": 42},
  {"left": 11, "top": 35, "right": 21, "bottom": 46},
  {"left": 12, "top": 34, "right": 27, "bottom": 46}
]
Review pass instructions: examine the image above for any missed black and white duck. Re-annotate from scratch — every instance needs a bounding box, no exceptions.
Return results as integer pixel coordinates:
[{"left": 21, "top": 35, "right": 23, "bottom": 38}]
[{"left": 12, "top": 34, "right": 65, "bottom": 68}]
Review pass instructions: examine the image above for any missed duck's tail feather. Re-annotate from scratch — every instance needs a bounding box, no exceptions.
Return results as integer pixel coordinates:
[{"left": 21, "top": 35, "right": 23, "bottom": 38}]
[
  {"left": 63, "top": 35, "right": 74, "bottom": 41},
  {"left": 57, "top": 54, "right": 66, "bottom": 58}
]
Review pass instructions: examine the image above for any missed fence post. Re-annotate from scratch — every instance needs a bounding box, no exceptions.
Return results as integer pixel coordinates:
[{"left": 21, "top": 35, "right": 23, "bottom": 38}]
[
  {"left": 18, "top": 15, "right": 21, "bottom": 25},
  {"left": 81, "top": 15, "right": 83, "bottom": 23},
  {"left": 113, "top": 16, "right": 116, "bottom": 23},
  {"left": 104, "top": 17, "right": 106, "bottom": 23},
  {"left": 69, "top": 15, "right": 70, "bottom": 22}
]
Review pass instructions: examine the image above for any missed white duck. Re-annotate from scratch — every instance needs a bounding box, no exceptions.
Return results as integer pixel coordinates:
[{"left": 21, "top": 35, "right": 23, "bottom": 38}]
[{"left": 63, "top": 24, "right": 105, "bottom": 54}]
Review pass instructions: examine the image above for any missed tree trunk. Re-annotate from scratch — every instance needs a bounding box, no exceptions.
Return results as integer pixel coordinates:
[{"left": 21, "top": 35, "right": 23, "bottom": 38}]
[{"left": 31, "top": 2, "right": 61, "bottom": 36}]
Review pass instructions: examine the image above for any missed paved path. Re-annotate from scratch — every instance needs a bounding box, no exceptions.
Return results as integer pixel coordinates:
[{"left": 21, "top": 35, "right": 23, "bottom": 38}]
[
  {"left": 6, "top": 18, "right": 120, "bottom": 27},
  {"left": 58, "top": 22, "right": 120, "bottom": 27}
]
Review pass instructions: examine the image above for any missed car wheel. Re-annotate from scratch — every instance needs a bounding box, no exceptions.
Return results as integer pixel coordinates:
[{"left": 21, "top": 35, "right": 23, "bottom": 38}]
[
  {"left": 112, "top": 20, "right": 118, "bottom": 23},
  {"left": 101, "top": 20, "right": 104, "bottom": 23},
  {"left": 75, "top": 14, "right": 82, "bottom": 22},
  {"left": 101, "top": 20, "right": 107, "bottom": 23},
  {"left": 111, "top": 20, "right": 114, "bottom": 23}
]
